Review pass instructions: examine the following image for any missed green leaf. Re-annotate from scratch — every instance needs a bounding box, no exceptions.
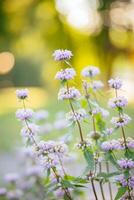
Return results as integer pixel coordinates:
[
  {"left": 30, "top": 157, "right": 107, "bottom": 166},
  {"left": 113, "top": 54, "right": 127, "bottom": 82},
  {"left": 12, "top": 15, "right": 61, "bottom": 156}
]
[
  {"left": 83, "top": 149, "right": 94, "bottom": 171},
  {"left": 124, "top": 149, "right": 134, "bottom": 159},
  {"left": 114, "top": 187, "right": 127, "bottom": 200},
  {"left": 97, "top": 171, "right": 121, "bottom": 179},
  {"left": 61, "top": 180, "right": 74, "bottom": 189},
  {"left": 96, "top": 115, "right": 106, "bottom": 132},
  {"left": 105, "top": 152, "right": 119, "bottom": 169}
]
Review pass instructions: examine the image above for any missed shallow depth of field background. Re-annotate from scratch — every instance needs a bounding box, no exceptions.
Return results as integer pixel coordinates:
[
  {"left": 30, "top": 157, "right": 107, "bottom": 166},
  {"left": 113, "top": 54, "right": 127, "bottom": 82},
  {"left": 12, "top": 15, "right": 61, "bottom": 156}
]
[{"left": 0, "top": 0, "right": 134, "bottom": 183}]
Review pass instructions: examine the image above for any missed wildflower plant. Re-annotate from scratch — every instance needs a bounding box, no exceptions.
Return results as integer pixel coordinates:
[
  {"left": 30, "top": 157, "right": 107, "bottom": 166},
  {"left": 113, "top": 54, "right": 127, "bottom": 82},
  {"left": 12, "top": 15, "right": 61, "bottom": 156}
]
[{"left": 0, "top": 49, "right": 134, "bottom": 200}]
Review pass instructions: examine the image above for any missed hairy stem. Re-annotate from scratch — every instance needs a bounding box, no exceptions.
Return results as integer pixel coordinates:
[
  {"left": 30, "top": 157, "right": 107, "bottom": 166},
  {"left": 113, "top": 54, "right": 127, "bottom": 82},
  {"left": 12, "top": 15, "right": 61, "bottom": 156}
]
[
  {"left": 99, "top": 163, "right": 105, "bottom": 200},
  {"left": 106, "top": 162, "right": 113, "bottom": 200},
  {"left": 66, "top": 81, "right": 84, "bottom": 142},
  {"left": 91, "top": 178, "right": 98, "bottom": 200}
]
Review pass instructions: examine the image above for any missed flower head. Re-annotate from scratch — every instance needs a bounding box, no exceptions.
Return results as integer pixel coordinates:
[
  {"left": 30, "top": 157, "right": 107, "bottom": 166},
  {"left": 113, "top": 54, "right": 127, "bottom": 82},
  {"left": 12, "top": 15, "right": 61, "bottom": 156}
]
[
  {"left": 111, "top": 114, "right": 131, "bottom": 127},
  {"left": 5, "top": 173, "right": 19, "bottom": 184},
  {"left": 108, "top": 96, "right": 128, "bottom": 108},
  {"left": 34, "top": 110, "right": 49, "bottom": 121},
  {"left": 40, "top": 155, "right": 59, "bottom": 169},
  {"left": 101, "top": 140, "right": 121, "bottom": 151},
  {"left": 6, "top": 189, "right": 23, "bottom": 200},
  {"left": 81, "top": 66, "right": 100, "bottom": 78},
  {"left": 116, "top": 175, "right": 134, "bottom": 189},
  {"left": 55, "top": 68, "right": 76, "bottom": 81},
  {"left": 53, "top": 49, "right": 73, "bottom": 61},
  {"left": 90, "top": 80, "right": 104, "bottom": 91},
  {"left": 108, "top": 78, "right": 122, "bottom": 89},
  {"left": 105, "top": 128, "right": 114, "bottom": 135},
  {"left": 117, "top": 158, "right": 134, "bottom": 169},
  {"left": 127, "top": 137, "right": 134, "bottom": 149},
  {"left": 16, "top": 89, "right": 29, "bottom": 100},
  {"left": 76, "top": 140, "right": 91, "bottom": 150},
  {"left": 16, "top": 109, "right": 34, "bottom": 121},
  {"left": 66, "top": 109, "right": 87, "bottom": 122},
  {"left": 21, "top": 123, "right": 39, "bottom": 138},
  {"left": 58, "top": 87, "right": 81, "bottom": 100},
  {"left": 0, "top": 188, "right": 7, "bottom": 196}
]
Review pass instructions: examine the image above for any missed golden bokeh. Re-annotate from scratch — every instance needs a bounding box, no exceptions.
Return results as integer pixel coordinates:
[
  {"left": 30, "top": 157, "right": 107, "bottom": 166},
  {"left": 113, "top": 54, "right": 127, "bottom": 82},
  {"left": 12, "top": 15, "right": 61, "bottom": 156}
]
[{"left": 0, "top": 52, "right": 15, "bottom": 74}]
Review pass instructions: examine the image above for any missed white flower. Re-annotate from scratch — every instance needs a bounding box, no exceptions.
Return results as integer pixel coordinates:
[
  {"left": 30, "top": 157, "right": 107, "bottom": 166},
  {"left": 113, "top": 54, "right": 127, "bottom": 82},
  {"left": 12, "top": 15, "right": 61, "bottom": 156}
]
[{"left": 81, "top": 66, "right": 100, "bottom": 78}]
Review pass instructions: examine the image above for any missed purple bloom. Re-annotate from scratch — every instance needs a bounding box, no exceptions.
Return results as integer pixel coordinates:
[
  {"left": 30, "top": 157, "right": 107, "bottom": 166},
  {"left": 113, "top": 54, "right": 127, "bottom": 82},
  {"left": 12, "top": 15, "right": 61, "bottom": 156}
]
[
  {"left": 54, "top": 119, "right": 67, "bottom": 130},
  {"left": 127, "top": 137, "right": 134, "bottom": 149},
  {"left": 92, "top": 107, "right": 109, "bottom": 118},
  {"left": 53, "top": 49, "right": 73, "bottom": 61},
  {"left": 55, "top": 188, "right": 64, "bottom": 198},
  {"left": 55, "top": 68, "right": 76, "bottom": 81},
  {"left": 21, "top": 123, "right": 39, "bottom": 138},
  {"left": 108, "top": 78, "right": 122, "bottom": 89},
  {"left": 40, "top": 155, "right": 59, "bottom": 169},
  {"left": 34, "top": 110, "right": 49, "bottom": 121},
  {"left": 58, "top": 87, "right": 81, "bottom": 100},
  {"left": 16, "top": 89, "right": 29, "bottom": 100},
  {"left": 116, "top": 175, "right": 134, "bottom": 189},
  {"left": 108, "top": 96, "right": 128, "bottom": 108},
  {"left": 5, "top": 173, "right": 19, "bottom": 184},
  {"left": 16, "top": 109, "right": 34, "bottom": 121},
  {"left": 81, "top": 66, "right": 100, "bottom": 78},
  {"left": 101, "top": 140, "right": 121, "bottom": 151},
  {"left": 117, "top": 158, "right": 134, "bottom": 169},
  {"left": 90, "top": 80, "right": 104, "bottom": 91},
  {"left": 111, "top": 114, "right": 131, "bottom": 127},
  {"left": 66, "top": 109, "right": 87, "bottom": 122},
  {"left": 6, "top": 189, "right": 23, "bottom": 200},
  {"left": 105, "top": 128, "right": 114, "bottom": 135},
  {"left": 0, "top": 188, "right": 7, "bottom": 196}
]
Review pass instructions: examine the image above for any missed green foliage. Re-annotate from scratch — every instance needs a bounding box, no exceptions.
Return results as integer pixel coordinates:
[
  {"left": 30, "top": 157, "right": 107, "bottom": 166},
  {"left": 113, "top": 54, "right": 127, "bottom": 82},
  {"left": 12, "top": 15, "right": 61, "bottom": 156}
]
[
  {"left": 114, "top": 187, "right": 127, "bottom": 200},
  {"left": 83, "top": 148, "right": 94, "bottom": 171}
]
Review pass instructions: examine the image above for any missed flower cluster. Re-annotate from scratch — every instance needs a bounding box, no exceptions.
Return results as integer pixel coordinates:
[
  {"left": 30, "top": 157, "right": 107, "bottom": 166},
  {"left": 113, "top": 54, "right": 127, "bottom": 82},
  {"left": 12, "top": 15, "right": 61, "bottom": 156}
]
[
  {"left": 116, "top": 175, "right": 134, "bottom": 188},
  {"left": 90, "top": 80, "right": 104, "bottom": 91},
  {"left": 108, "top": 78, "right": 122, "bottom": 89},
  {"left": 108, "top": 96, "right": 128, "bottom": 108},
  {"left": 66, "top": 109, "right": 87, "bottom": 122},
  {"left": 81, "top": 66, "right": 100, "bottom": 78},
  {"left": 55, "top": 68, "right": 76, "bottom": 81},
  {"left": 16, "top": 108, "right": 34, "bottom": 121},
  {"left": 1, "top": 49, "right": 134, "bottom": 200},
  {"left": 111, "top": 114, "right": 131, "bottom": 127},
  {"left": 16, "top": 89, "right": 29, "bottom": 100},
  {"left": 53, "top": 49, "right": 73, "bottom": 61},
  {"left": 117, "top": 158, "right": 134, "bottom": 169},
  {"left": 58, "top": 87, "right": 81, "bottom": 100},
  {"left": 101, "top": 140, "right": 121, "bottom": 151}
]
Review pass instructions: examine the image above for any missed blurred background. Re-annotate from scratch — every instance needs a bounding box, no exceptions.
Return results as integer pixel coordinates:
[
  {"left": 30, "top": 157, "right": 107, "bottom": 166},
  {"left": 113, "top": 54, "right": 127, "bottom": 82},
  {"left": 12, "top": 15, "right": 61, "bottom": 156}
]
[{"left": 0, "top": 0, "right": 134, "bottom": 171}]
